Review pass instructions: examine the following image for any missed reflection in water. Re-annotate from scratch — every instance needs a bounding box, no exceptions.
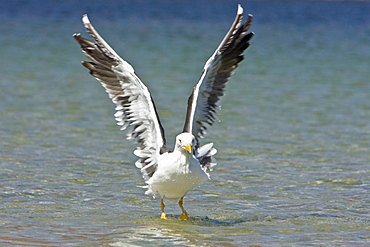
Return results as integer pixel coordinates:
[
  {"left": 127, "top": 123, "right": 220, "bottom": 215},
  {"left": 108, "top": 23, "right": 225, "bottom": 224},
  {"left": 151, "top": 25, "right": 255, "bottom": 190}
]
[{"left": 110, "top": 217, "right": 249, "bottom": 247}]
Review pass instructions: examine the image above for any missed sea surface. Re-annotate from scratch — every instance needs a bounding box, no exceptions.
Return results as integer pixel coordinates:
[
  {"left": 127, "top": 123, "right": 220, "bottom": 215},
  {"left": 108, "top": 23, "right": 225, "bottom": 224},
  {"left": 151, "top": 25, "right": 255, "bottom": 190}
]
[{"left": 1, "top": 0, "right": 369, "bottom": 246}]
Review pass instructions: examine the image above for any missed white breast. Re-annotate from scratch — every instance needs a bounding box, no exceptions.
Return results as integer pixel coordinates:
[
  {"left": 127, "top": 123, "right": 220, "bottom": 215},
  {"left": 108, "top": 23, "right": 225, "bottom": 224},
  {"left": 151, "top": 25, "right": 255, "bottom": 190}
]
[{"left": 145, "top": 151, "right": 209, "bottom": 199}]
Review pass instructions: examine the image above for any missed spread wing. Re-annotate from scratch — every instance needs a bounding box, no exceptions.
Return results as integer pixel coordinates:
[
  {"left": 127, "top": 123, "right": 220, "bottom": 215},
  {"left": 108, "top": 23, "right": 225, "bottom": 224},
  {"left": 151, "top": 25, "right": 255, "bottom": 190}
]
[
  {"left": 74, "top": 15, "right": 168, "bottom": 180},
  {"left": 183, "top": 5, "right": 254, "bottom": 144}
]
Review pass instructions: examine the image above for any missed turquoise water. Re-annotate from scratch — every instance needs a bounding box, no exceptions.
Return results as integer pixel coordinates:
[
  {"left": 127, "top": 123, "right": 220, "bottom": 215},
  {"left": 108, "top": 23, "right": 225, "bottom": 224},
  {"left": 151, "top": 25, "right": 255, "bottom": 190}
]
[{"left": 1, "top": 0, "right": 369, "bottom": 246}]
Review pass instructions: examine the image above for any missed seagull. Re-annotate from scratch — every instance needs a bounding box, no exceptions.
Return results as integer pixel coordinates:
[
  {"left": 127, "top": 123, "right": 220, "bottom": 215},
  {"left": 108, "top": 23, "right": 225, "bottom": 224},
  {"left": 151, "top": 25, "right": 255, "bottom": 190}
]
[{"left": 74, "top": 4, "right": 253, "bottom": 220}]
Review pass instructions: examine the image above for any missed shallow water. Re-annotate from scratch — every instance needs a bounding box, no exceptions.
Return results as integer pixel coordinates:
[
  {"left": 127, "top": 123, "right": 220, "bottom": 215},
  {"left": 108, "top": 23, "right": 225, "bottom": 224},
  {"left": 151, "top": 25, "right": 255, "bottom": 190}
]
[{"left": 1, "top": 0, "right": 369, "bottom": 246}]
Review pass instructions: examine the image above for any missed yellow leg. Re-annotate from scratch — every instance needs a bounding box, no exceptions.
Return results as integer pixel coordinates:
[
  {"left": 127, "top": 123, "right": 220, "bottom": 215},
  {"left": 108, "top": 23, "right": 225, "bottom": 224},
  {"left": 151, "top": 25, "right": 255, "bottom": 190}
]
[
  {"left": 160, "top": 199, "right": 169, "bottom": 219},
  {"left": 178, "top": 197, "right": 191, "bottom": 220}
]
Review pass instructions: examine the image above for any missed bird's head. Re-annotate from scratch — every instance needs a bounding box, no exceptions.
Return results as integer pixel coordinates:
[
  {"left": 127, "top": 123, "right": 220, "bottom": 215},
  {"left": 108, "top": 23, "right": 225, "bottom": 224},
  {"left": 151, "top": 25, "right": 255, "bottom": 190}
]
[{"left": 175, "top": 132, "right": 195, "bottom": 153}]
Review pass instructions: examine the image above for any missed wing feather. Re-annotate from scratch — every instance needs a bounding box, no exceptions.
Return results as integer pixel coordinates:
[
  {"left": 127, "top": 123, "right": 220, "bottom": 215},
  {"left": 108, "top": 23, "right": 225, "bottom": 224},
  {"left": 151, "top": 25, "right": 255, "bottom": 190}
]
[
  {"left": 183, "top": 5, "right": 254, "bottom": 143},
  {"left": 74, "top": 15, "right": 168, "bottom": 180}
]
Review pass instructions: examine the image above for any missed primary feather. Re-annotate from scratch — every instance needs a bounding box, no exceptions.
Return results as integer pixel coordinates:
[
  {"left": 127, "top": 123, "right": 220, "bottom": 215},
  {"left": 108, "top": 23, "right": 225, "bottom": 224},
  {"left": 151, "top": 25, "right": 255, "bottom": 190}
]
[
  {"left": 74, "top": 15, "right": 167, "bottom": 180},
  {"left": 183, "top": 5, "right": 254, "bottom": 145}
]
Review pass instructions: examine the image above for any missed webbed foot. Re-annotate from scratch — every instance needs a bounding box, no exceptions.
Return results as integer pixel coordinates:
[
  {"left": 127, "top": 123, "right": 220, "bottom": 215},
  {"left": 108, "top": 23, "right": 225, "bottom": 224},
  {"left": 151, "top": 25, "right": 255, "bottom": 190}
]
[
  {"left": 160, "top": 199, "right": 169, "bottom": 219},
  {"left": 179, "top": 212, "right": 191, "bottom": 220},
  {"left": 178, "top": 196, "right": 192, "bottom": 220},
  {"left": 160, "top": 212, "right": 169, "bottom": 220}
]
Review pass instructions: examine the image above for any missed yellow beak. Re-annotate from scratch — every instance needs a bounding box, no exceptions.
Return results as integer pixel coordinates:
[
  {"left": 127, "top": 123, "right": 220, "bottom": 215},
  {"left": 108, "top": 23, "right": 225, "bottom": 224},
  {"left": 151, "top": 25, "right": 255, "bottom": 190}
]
[{"left": 183, "top": 144, "right": 192, "bottom": 153}]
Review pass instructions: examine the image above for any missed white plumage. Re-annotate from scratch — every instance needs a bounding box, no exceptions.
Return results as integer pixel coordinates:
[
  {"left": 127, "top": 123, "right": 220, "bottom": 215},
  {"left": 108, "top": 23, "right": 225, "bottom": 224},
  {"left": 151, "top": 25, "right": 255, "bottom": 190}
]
[{"left": 74, "top": 4, "right": 253, "bottom": 220}]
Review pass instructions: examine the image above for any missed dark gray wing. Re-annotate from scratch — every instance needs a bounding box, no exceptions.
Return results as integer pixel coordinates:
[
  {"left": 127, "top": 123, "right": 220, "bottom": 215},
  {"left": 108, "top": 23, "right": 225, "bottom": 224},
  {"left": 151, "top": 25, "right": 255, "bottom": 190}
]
[
  {"left": 74, "top": 15, "right": 167, "bottom": 180},
  {"left": 183, "top": 5, "right": 254, "bottom": 144}
]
